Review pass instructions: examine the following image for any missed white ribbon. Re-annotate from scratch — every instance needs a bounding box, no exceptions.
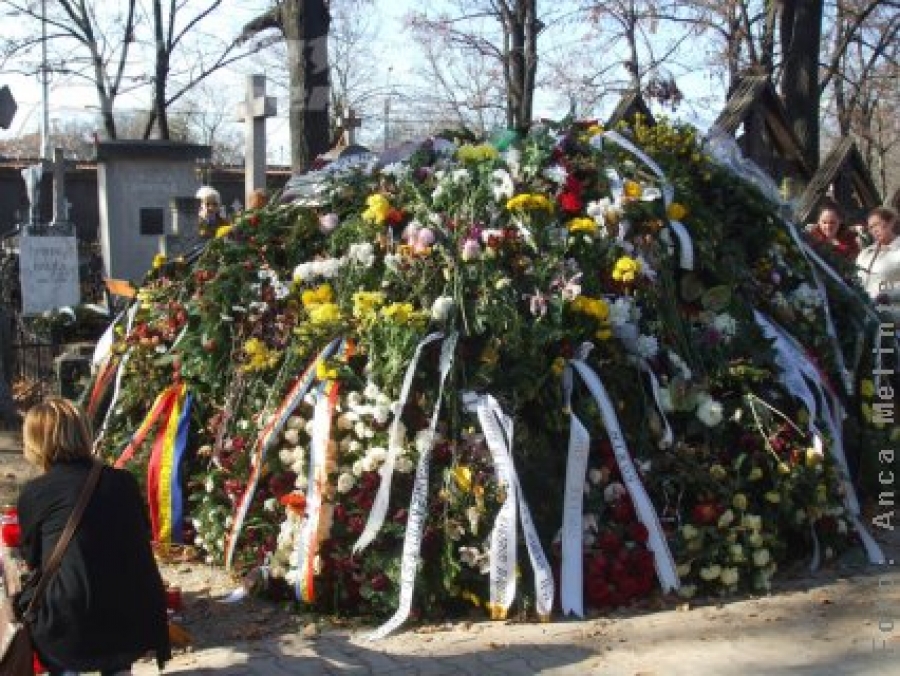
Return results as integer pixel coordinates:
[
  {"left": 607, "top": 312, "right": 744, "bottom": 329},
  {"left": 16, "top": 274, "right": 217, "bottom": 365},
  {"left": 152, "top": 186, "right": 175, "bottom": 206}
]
[
  {"left": 354, "top": 332, "right": 446, "bottom": 555},
  {"left": 568, "top": 357, "right": 680, "bottom": 592},
  {"left": 602, "top": 130, "right": 694, "bottom": 270},
  {"left": 753, "top": 312, "right": 885, "bottom": 565},
  {"left": 464, "top": 393, "right": 555, "bottom": 619},
  {"left": 560, "top": 411, "right": 590, "bottom": 617},
  {"left": 476, "top": 396, "right": 518, "bottom": 617},
  {"left": 366, "top": 334, "right": 457, "bottom": 640}
]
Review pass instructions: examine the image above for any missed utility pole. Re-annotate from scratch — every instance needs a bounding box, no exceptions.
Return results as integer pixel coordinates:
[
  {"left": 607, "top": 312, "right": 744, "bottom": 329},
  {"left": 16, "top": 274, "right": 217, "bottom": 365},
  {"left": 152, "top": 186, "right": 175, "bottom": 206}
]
[{"left": 40, "top": 0, "right": 51, "bottom": 160}]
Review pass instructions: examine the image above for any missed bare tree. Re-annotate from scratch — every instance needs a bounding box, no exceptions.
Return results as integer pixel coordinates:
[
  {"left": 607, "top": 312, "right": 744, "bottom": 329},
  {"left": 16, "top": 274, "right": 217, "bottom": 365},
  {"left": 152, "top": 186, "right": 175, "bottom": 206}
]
[
  {"left": 0, "top": 0, "right": 140, "bottom": 139},
  {"left": 408, "top": 0, "right": 546, "bottom": 132}
]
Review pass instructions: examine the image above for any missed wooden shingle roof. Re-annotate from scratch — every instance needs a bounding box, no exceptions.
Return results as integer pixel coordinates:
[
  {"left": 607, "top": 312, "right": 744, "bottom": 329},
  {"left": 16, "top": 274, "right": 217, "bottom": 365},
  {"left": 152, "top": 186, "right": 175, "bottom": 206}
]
[
  {"left": 713, "top": 75, "right": 812, "bottom": 176},
  {"left": 607, "top": 90, "right": 656, "bottom": 128},
  {"left": 794, "top": 138, "right": 881, "bottom": 223}
]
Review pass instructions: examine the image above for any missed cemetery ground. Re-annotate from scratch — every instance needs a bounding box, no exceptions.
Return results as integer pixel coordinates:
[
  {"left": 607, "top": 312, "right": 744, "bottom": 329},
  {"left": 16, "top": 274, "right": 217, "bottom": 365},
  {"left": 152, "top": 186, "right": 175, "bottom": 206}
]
[{"left": 1, "top": 430, "right": 897, "bottom": 675}]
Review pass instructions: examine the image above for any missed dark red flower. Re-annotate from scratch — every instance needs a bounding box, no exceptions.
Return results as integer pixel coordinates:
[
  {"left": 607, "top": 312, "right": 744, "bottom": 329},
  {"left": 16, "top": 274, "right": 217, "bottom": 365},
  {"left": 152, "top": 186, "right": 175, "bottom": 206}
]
[
  {"left": 558, "top": 191, "right": 582, "bottom": 214},
  {"left": 628, "top": 522, "right": 649, "bottom": 544},
  {"left": 612, "top": 500, "right": 635, "bottom": 524},
  {"left": 692, "top": 502, "right": 721, "bottom": 525},
  {"left": 597, "top": 531, "right": 621, "bottom": 554},
  {"left": 370, "top": 573, "right": 390, "bottom": 591}
]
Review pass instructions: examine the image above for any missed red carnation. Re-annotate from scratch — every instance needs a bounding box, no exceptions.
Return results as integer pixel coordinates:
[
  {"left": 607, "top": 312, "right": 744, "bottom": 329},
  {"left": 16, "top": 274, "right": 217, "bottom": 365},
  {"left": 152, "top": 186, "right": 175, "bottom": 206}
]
[
  {"left": 598, "top": 531, "right": 621, "bottom": 554},
  {"left": 612, "top": 500, "right": 635, "bottom": 524},
  {"left": 628, "top": 522, "right": 649, "bottom": 544},
  {"left": 558, "top": 191, "right": 582, "bottom": 214},
  {"left": 692, "top": 501, "right": 721, "bottom": 525}
]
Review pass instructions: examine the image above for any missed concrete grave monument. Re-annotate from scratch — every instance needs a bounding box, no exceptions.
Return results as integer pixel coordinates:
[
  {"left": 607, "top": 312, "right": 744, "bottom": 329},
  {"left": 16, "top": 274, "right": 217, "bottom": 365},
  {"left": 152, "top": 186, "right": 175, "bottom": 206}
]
[{"left": 96, "top": 141, "right": 210, "bottom": 284}]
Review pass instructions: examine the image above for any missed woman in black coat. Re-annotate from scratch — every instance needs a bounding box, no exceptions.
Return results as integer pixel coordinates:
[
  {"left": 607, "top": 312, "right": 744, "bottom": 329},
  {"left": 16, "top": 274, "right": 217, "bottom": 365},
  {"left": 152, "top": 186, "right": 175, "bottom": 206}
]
[{"left": 16, "top": 397, "right": 171, "bottom": 674}]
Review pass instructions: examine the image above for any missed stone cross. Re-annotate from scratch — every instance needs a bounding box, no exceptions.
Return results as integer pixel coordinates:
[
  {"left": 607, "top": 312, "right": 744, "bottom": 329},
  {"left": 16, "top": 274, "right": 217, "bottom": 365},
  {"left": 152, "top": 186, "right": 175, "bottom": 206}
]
[
  {"left": 341, "top": 108, "right": 362, "bottom": 145},
  {"left": 236, "top": 75, "right": 277, "bottom": 209}
]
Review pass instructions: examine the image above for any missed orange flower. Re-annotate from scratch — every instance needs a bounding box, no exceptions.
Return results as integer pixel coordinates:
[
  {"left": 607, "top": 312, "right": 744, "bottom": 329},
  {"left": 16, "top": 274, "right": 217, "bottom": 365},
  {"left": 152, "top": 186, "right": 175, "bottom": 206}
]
[{"left": 279, "top": 492, "right": 307, "bottom": 515}]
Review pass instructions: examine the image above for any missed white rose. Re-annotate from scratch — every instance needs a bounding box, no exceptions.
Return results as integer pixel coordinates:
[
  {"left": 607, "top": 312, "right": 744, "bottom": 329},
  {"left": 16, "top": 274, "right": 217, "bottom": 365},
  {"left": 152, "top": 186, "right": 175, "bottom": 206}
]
[
  {"left": 283, "top": 428, "right": 300, "bottom": 446},
  {"left": 696, "top": 394, "right": 724, "bottom": 427},
  {"left": 362, "top": 455, "right": 377, "bottom": 473},
  {"left": 368, "top": 446, "right": 388, "bottom": 464},
  {"left": 352, "top": 460, "right": 364, "bottom": 477},
  {"left": 603, "top": 482, "right": 627, "bottom": 503},
  {"left": 395, "top": 456, "right": 414, "bottom": 473}
]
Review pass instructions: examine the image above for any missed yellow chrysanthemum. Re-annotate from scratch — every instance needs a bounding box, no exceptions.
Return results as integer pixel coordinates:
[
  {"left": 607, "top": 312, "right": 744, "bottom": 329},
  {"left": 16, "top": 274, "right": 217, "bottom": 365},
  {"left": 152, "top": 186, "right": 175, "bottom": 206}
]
[
  {"left": 571, "top": 295, "right": 609, "bottom": 321},
  {"left": 352, "top": 291, "right": 385, "bottom": 320},
  {"left": 308, "top": 302, "right": 341, "bottom": 325},
  {"left": 243, "top": 338, "right": 281, "bottom": 372},
  {"left": 666, "top": 202, "right": 688, "bottom": 221},
  {"left": 612, "top": 256, "right": 642, "bottom": 283},
  {"left": 860, "top": 379, "right": 875, "bottom": 398},
  {"left": 301, "top": 284, "right": 334, "bottom": 308},
  {"left": 551, "top": 357, "right": 566, "bottom": 376},
  {"left": 566, "top": 217, "right": 598, "bottom": 235},
  {"left": 623, "top": 180, "right": 643, "bottom": 199},
  {"left": 506, "top": 193, "right": 555, "bottom": 213},
  {"left": 152, "top": 253, "right": 167, "bottom": 269},
  {"left": 456, "top": 143, "right": 499, "bottom": 163},
  {"left": 362, "top": 194, "right": 391, "bottom": 225},
  {"left": 453, "top": 466, "right": 473, "bottom": 492},
  {"left": 586, "top": 123, "right": 603, "bottom": 136},
  {"left": 380, "top": 302, "right": 425, "bottom": 326},
  {"left": 215, "top": 225, "right": 233, "bottom": 239},
  {"left": 316, "top": 361, "right": 339, "bottom": 381}
]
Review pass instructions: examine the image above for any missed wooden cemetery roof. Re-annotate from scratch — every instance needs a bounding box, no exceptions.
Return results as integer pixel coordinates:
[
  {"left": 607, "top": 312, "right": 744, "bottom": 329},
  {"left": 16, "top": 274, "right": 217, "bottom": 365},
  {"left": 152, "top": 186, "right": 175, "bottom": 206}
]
[
  {"left": 794, "top": 138, "right": 881, "bottom": 224},
  {"left": 607, "top": 90, "right": 656, "bottom": 129},
  {"left": 713, "top": 75, "right": 812, "bottom": 178}
]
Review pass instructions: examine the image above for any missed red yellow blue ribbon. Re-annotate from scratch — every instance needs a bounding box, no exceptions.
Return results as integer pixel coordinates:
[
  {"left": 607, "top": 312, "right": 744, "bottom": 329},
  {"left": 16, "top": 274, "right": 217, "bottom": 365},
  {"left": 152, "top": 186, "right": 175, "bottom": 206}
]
[{"left": 146, "top": 383, "right": 191, "bottom": 543}]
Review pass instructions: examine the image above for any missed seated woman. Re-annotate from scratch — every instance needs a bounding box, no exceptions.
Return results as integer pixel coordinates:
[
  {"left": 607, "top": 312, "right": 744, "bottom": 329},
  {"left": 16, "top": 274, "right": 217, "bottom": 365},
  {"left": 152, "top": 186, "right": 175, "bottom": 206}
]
[
  {"left": 17, "top": 398, "right": 170, "bottom": 675},
  {"left": 806, "top": 205, "right": 860, "bottom": 260}
]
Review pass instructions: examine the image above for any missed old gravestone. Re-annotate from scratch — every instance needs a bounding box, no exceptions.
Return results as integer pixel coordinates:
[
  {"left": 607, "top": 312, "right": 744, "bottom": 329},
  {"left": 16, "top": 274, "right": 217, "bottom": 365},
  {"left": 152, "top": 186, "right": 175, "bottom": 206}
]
[{"left": 96, "top": 141, "right": 210, "bottom": 284}]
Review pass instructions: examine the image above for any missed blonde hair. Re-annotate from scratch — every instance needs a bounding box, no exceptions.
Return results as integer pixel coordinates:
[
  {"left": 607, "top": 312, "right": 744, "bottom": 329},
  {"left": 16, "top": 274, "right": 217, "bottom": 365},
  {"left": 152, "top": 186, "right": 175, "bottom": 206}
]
[{"left": 23, "top": 397, "right": 93, "bottom": 471}]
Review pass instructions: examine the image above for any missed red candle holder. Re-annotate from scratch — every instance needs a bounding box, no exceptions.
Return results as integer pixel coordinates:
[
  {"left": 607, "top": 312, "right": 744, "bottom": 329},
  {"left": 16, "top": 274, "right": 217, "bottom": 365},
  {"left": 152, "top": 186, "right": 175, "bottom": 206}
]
[{"left": 0, "top": 507, "right": 20, "bottom": 549}]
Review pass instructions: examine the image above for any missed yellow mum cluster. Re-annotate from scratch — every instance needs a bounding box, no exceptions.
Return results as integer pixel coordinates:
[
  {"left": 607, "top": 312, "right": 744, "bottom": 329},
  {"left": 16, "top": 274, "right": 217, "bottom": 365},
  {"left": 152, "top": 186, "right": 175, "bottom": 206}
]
[
  {"left": 352, "top": 291, "right": 385, "bottom": 321},
  {"left": 301, "top": 284, "right": 334, "bottom": 308},
  {"left": 456, "top": 143, "right": 499, "bottom": 163},
  {"left": 302, "top": 284, "right": 342, "bottom": 326},
  {"left": 316, "top": 360, "right": 339, "bottom": 381},
  {"left": 612, "top": 255, "right": 642, "bottom": 283},
  {"left": 570, "top": 295, "right": 612, "bottom": 341},
  {"left": 362, "top": 194, "right": 391, "bottom": 225},
  {"left": 623, "top": 180, "right": 643, "bottom": 199},
  {"left": 506, "top": 193, "right": 555, "bottom": 212},
  {"left": 243, "top": 337, "right": 281, "bottom": 372},
  {"left": 566, "top": 217, "right": 598, "bottom": 235},
  {"left": 215, "top": 224, "right": 233, "bottom": 239},
  {"left": 380, "top": 302, "right": 427, "bottom": 326}
]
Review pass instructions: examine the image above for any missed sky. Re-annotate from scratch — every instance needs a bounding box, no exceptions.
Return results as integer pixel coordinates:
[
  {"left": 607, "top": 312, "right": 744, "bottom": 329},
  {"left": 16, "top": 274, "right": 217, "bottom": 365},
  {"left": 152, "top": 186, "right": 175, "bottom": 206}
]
[{"left": 0, "top": 0, "right": 722, "bottom": 162}]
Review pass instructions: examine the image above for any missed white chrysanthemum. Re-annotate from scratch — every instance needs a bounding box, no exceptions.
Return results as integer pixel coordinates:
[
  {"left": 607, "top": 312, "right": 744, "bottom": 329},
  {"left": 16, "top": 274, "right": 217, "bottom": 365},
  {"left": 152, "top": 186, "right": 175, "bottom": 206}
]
[
  {"left": 363, "top": 381, "right": 380, "bottom": 400},
  {"left": 720, "top": 567, "right": 740, "bottom": 586},
  {"left": 491, "top": 169, "right": 514, "bottom": 202},
  {"left": 608, "top": 296, "right": 635, "bottom": 326},
  {"left": 696, "top": 394, "right": 724, "bottom": 427},
  {"left": 752, "top": 548, "right": 771, "bottom": 567},
  {"left": 395, "top": 455, "right": 414, "bottom": 473},
  {"left": 588, "top": 468, "right": 604, "bottom": 485},
  {"left": 372, "top": 405, "right": 391, "bottom": 425},
  {"left": 699, "top": 564, "right": 722, "bottom": 581},
  {"left": 283, "top": 428, "right": 300, "bottom": 446},
  {"left": 348, "top": 242, "right": 375, "bottom": 267},
  {"left": 336, "top": 473, "right": 356, "bottom": 494},
  {"left": 367, "top": 446, "right": 388, "bottom": 464},
  {"left": 636, "top": 334, "right": 659, "bottom": 359},
  {"left": 790, "top": 282, "right": 822, "bottom": 308},
  {"left": 352, "top": 460, "right": 364, "bottom": 477},
  {"left": 542, "top": 164, "right": 567, "bottom": 184},
  {"left": 712, "top": 313, "right": 738, "bottom": 337},
  {"left": 603, "top": 482, "right": 627, "bottom": 503}
]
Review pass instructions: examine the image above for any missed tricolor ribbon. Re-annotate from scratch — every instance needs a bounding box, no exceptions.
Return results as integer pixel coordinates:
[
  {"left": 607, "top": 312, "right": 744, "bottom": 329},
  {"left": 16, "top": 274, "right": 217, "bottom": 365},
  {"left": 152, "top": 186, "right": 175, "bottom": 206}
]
[
  {"left": 147, "top": 385, "right": 192, "bottom": 543},
  {"left": 113, "top": 384, "right": 181, "bottom": 469},
  {"left": 753, "top": 312, "right": 884, "bottom": 565},
  {"left": 567, "top": 350, "right": 680, "bottom": 594},
  {"left": 224, "top": 337, "right": 344, "bottom": 570},
  {"left": 294, "top": 375, "right": 342, "bottom": 603}
]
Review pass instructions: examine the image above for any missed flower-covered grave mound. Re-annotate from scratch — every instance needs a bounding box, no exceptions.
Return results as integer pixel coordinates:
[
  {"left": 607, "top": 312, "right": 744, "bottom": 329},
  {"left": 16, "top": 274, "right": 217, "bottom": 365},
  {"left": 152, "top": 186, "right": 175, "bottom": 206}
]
[{"left": 88, "top": 118, "right": 889, "bottom": 632}]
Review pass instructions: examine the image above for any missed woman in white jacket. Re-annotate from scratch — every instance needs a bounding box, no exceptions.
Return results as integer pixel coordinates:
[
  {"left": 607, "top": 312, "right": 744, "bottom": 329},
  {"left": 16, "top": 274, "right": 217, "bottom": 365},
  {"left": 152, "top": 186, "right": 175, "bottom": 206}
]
[{"left": 856, "top": 207, "right": 900, "bottom": 323}]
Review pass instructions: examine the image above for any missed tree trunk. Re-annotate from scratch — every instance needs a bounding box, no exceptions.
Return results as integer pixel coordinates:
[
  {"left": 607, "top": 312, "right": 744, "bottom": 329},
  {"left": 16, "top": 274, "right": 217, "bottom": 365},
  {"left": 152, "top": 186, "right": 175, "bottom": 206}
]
[
  {"left": 283, "top": 0, "right": 331, "bottom": 172},
  {"left": 780, "top": 0, "right": 823, "bottom": 171},
  {"left": 151, "top": 0, "right": 170, "bottom": 140},
  {"left": 498, "top": 0, "right": 538, "bottom": 132}
]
